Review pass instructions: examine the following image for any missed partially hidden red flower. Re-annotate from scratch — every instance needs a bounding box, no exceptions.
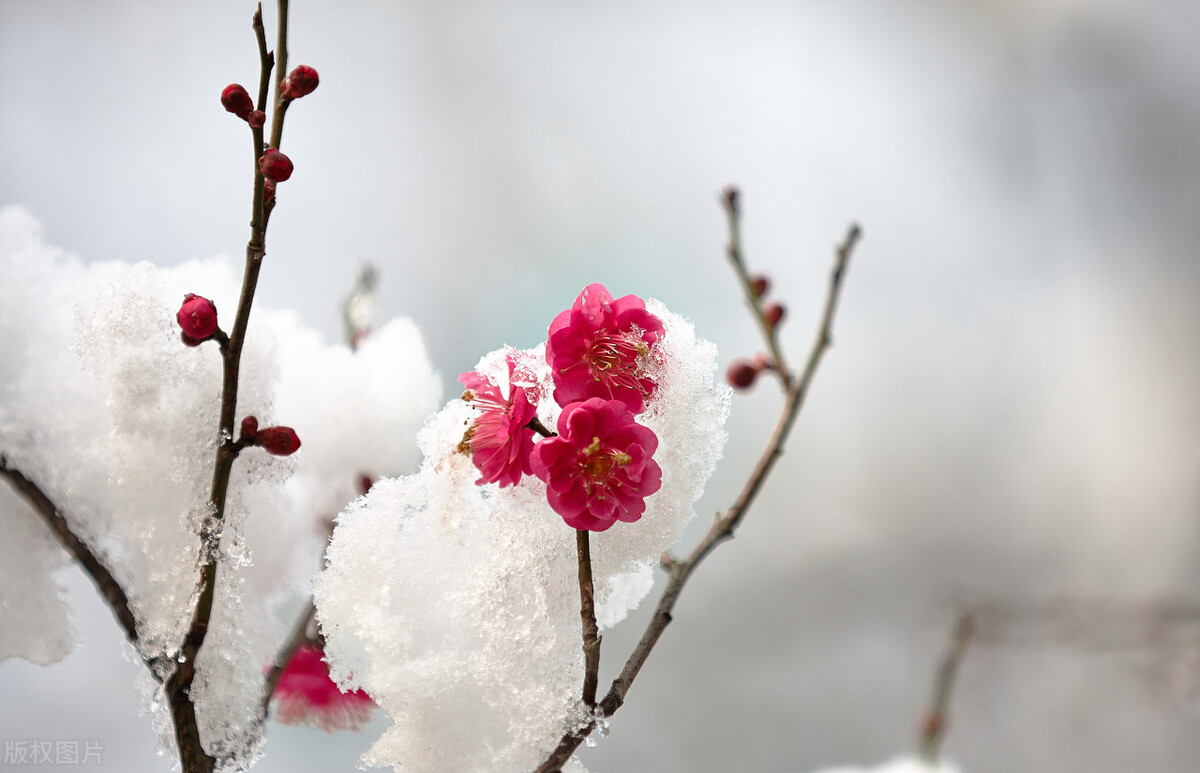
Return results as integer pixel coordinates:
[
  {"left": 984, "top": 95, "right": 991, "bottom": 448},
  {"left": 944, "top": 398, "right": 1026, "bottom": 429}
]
[
  {"left": 458, "top": 355, "right": 537, "bottom": 487},
  {"left": 221, "top": 83, "right": 254, "bottom": 120},
  {"left": 282, "top": 65, "right": 320, "bottom": 99},
  {"left": 273, "top": 644, "right": 374, "bottom": 732},
  {"left": 530, "top": 397, "right": 661, "bottom": 531},
  {"left": 545, "top": 284, "right": 664, "bottom": 413},
  {"left": 176, "top": 294, "right": 218, "bottom": 340},
  {"left": 257, "top": 426, "right": 301, "bottom": 456},
  {"left": 259, "top": 148, "right": 293, "bottom": 182}
]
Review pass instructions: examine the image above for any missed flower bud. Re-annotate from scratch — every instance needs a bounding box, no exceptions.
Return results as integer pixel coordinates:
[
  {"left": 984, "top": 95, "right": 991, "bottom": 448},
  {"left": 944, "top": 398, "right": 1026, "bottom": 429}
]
[
  {"left": 240, "top": 416, "right": 259, "bottom": 440},
  {"left": 282, "top": 65, "right": 319, "bottom": 99},
  {"left": 177, "top": 294, "right": 218, "bottom": 340},
  {"left": 247, "top": 109, "right": 266, "bottom": 128},
  {"left": 221, "top": 84, "right": 255, "bottom": 120},
  {"left": 749, "top": 274, "right": 770, "bottom": 299},
  {"left": 764, "top": 302, "right": 786, "bottom": 328},
  {"left": 180, "top": 331, "right": 204, "bottom": 347},
  {"left": 259, "top": 148, "right": 293, "bottom": 183},
  {"left": 263, "top": 180, "right": 276, "bottom": 204},
  {"left": 257, "top": 426, "right": 301, "bottom": 456},
  {"left": 726, "top": 359, "right": 760, "bottom": 390}
]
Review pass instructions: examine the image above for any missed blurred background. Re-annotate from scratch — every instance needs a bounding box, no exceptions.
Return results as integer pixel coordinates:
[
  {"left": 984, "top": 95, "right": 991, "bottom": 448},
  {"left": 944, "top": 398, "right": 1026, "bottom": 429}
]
[{"left": 3, "top": 0, "right": 1200, "bottom": 771}]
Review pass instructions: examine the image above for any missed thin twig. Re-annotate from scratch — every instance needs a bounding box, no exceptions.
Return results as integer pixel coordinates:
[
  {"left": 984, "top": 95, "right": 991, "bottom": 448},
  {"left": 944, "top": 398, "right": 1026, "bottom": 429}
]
[
  {"left": 919, "top": 610, "right": 974, "bottom": 762},
  {"left": 576, "top": 530, "right": 601, "bottom": 709},
  {"left": 721, "top": 188, "right": 790, "bottom": 385},
  {"left": 534, "top": 217, "right": 863, "bottom": 771},
  {"left": 0, "top": 456, "right": 140, "bottom": 648}
]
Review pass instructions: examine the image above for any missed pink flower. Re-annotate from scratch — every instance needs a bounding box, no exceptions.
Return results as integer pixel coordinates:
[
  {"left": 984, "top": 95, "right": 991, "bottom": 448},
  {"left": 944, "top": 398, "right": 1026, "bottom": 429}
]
[
  {"left": 458, "top": 355, "right": 537, "bottom": 487},
  {"left": 530, "top": 398, "right": 661, "bottom": 531},
  {"left": 545, "top": 284, "right": 664, "bottom": 413},
  {"left": 273, "top": 644, "right": 374, "bottom": 732}
]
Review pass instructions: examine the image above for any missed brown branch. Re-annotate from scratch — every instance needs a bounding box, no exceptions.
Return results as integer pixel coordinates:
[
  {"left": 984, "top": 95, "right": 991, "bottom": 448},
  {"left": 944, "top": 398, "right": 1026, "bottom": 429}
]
[
  {"left": 167, "top": 3, "right": 294, "bottom": 771},
  {"left": 576, "top": 530, "right": 601, "bottom": 709},
  {"left": 534, "top": 215, "right": 863, "bottom": 771},
  {"left": 919, "top": 610, "right": 974, "bottom": 762},
  {"left": 0, "top": 455, "right": 140, "bottom": 647}
]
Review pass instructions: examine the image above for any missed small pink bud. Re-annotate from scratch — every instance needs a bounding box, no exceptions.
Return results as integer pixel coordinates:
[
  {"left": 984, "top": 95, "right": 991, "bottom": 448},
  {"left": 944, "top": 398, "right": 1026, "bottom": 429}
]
[
  {"left": 221, "top": 84, "right": 255, "bottom": 120},
  {"left": 247, "top": 109, "right": 266, "bottom": 128},
  {"left": 177, "top": 294, "right": 218, "bottom": 340},
  {"left": 257, "top": 426, "right": 301, "bottom": 456},
  {"left": 726, "top": 359, "right": 761, "bottom": 390},
  {"left": 240, "top": 416, "right": 259, "bottom": 440},
  {"left": 259, "top": 148, "right": 293, "bottom": 183},
  {"left": 764, "top": 302, "right": 786, "bottom": 328},
  {"left": 281, "top": 65, "right": 319, "bottom": 99},
  {"left": 749, "top": 275, "right": 770, "bottom": 299},
  {"left": 263, "top": 180, "right": 276, "bottom": 204}
]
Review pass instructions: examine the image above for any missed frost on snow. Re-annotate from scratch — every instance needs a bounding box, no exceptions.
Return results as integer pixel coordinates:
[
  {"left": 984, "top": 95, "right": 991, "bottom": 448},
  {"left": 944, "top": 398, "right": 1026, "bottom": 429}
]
[
  {"left": 0, "top": 207, "right": 440, "bottom": 769},
  {"left": 315, "top": 300, "right": 730, "bottom": 772}
]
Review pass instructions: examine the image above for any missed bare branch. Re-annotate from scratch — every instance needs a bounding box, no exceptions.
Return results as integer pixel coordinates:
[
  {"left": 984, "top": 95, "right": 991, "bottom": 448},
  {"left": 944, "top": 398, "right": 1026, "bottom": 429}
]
[
  {"left": 919, "top": 610, "right": 974, "bottom": 762},
  {"left": 0, "top": 455, "right": 139, "bottom": 646}
]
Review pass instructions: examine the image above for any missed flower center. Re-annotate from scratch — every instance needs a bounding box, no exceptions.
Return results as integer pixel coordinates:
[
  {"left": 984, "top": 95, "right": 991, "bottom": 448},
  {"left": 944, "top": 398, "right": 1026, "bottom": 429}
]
[
  {"left": 578, "top": 437, "right": 632, "bottom": 495},
  {"left": 584, "top": 332, "right": 651, "bottom": 393}
]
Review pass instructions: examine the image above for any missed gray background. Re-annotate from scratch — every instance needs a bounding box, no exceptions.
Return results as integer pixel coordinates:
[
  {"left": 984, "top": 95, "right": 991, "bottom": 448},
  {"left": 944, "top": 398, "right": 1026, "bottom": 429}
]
[{"left": 3, "top": 1, "right": 1200, "bottom": 771}]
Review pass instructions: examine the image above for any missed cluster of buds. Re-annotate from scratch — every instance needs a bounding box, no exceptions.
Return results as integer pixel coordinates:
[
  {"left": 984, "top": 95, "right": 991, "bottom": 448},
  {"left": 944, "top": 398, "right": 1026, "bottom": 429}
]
[
  {"left": 220, "top": 65, "right": 318, "bottom": 188},
  {"left": 750, "top": 272, "right": 786, "bottom": 330},
  {"left": 239, "top": 415, "right": 302, "bottom": 457},
  {"left": 726, "top": 270, "right": 788, "bottom": 390}
]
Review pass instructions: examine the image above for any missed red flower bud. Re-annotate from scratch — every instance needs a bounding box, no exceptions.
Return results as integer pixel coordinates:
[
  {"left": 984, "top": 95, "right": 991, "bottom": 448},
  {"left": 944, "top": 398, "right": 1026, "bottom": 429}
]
[
  {"left": 257, "top": 426, "right": 301, "bottom": 456},
  {"left": 177, "top": 294, "right": 218, "bottom": 340},
  {"left": 263, "top": 180, "right": 276, "bottom": 204},
  {"left": 726, "top": 359, "right": 761, "bottom": 390},
  {"left": 259, "top": 148, "right": 293, "bottom": 183},
  {"left": 764, "top": 302, "right": 786, "bottom": 328},
  {"left": 221, "top": 84, "right": 255, "bottom": 120},
  {"left": 749, "top": 274, "right": 770, "bottom": 300},
  {"left": 247, "top": 109, "right": 266, "bottom": 128},
  {"left": 281, "top": 65, "right": 319, "bottom": 99},
  {"left": 240, "top": 416, "right": 259, "bottom": 440}
]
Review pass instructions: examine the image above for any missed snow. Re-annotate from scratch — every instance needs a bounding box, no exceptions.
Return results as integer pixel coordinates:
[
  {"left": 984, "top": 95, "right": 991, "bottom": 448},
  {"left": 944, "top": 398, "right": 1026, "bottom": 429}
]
[{"left": 0, "top": 207, "right": 440, "bottom": 770}]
